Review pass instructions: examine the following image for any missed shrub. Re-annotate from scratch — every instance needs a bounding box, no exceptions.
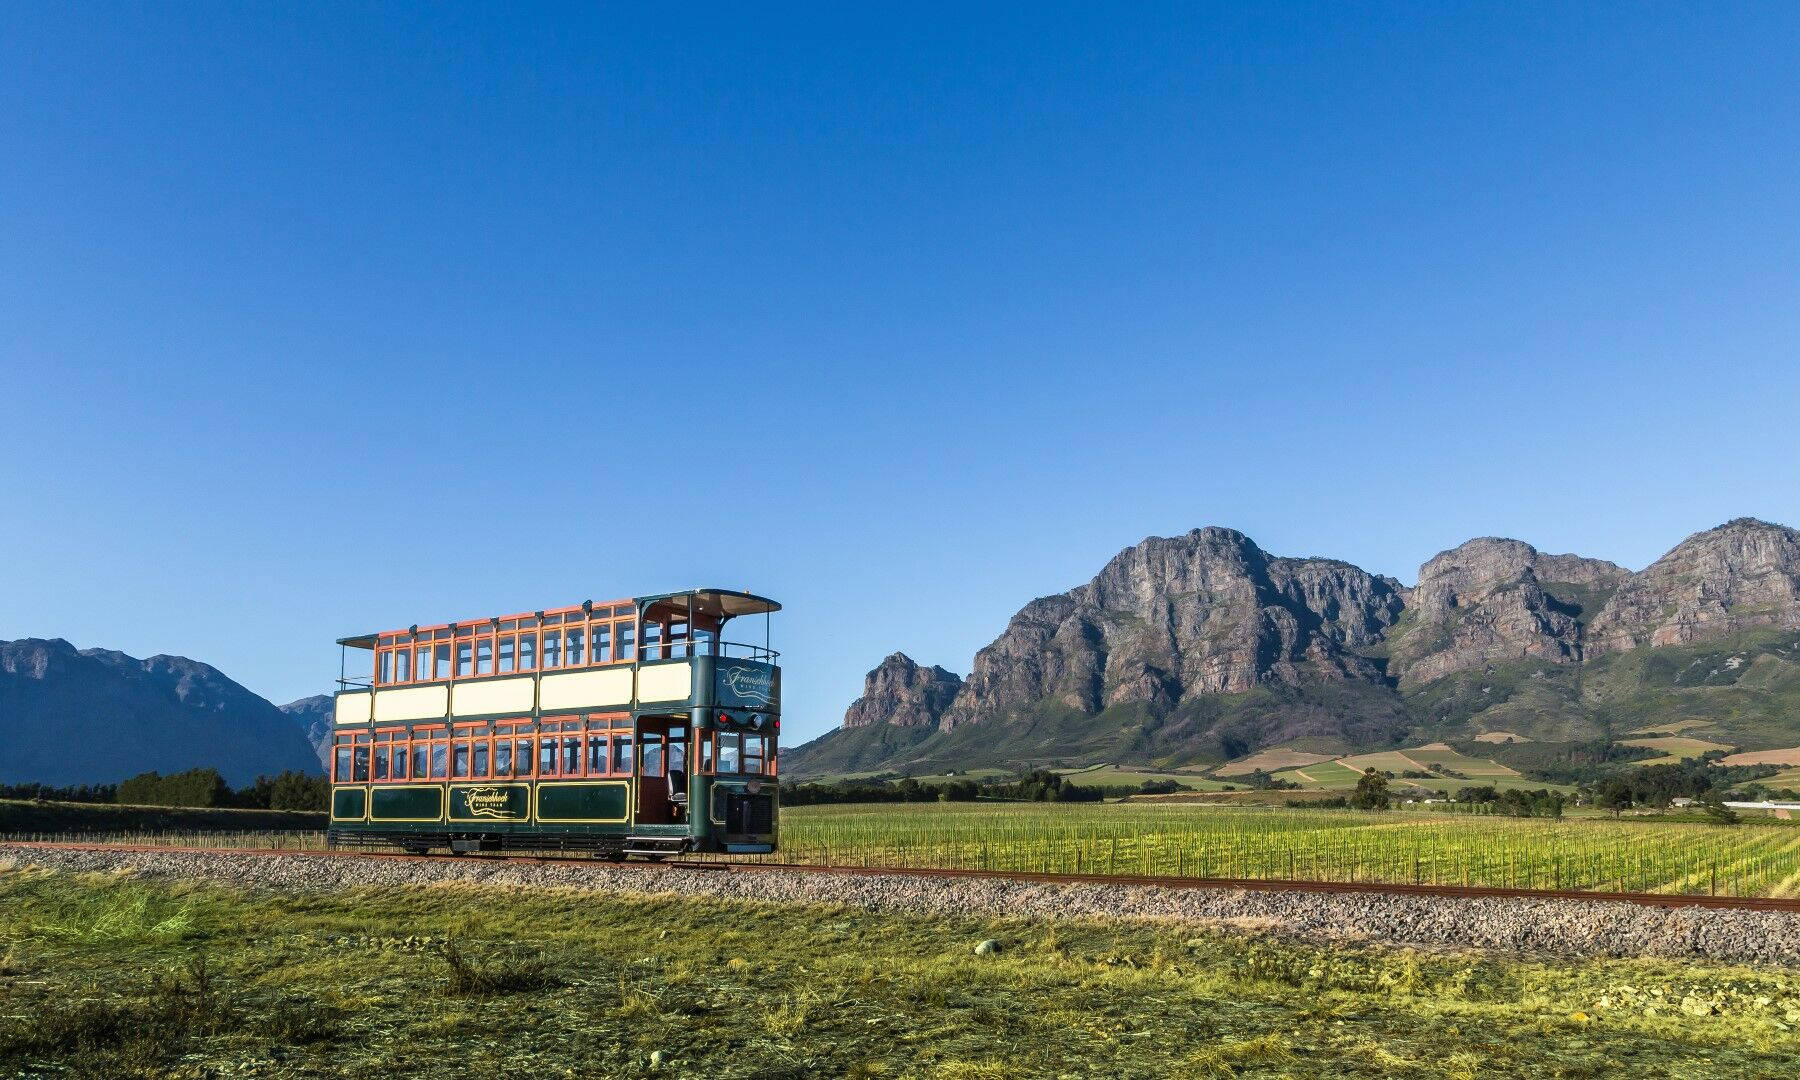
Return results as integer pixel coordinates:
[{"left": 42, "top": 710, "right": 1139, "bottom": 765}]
[{"left": 438, "top": 942, "right": 558, "bottom": 997}]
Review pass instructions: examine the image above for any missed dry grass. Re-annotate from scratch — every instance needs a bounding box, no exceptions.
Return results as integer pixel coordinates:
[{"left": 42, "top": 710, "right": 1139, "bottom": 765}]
[{"left": 3, "top": 868, "right": 1800, "bottom": 1077}]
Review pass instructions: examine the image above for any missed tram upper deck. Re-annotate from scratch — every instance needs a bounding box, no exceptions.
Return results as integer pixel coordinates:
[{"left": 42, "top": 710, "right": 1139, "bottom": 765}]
[{"left": 330, "top": 589, "right": 781, "bottom": 729}]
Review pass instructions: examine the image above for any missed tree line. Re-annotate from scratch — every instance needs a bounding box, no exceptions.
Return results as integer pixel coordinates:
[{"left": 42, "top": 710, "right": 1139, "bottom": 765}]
[{"left": 782, "top": 770, "right": 1113, "bottom": 805}]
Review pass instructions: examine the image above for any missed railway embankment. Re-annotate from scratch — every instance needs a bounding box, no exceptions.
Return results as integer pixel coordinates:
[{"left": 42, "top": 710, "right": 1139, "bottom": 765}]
[{"left": 6, "top": 843, "right": 1800, "bottom": 966}]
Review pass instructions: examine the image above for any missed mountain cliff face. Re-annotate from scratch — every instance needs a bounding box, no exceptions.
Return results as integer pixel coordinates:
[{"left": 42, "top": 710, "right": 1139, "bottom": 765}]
[
  {"left": 0, "top": 639, "right": 324, "bottom": 786},
  {"left": 1387, "top": 538, "right": 1628, "bottom": 687},
  {"left": 799, "top": 518, "right": 1800, "bottom": 778},
  {"left": 1586, "top": 519, "right": 1800, "bottom": 656},
  {"left": 279, "top": 695, "right": 337, "bottom": 771},
  {"left": 843, "top": 654, "right": 963, "bottom": 729},
  {"left": 941, "top": 528, "right": 1406, "bottom": 730}
]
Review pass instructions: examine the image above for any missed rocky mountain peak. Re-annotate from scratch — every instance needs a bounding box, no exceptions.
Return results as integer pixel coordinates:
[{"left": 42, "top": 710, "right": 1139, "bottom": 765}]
[
  {"left": 842, "top": 653, "right": 964, "bottom": 728},
  {"left": 939, "top": 527, "right": 1406, "bottom": 730},
  {"left": 1387, "top": 538, "right": 1628, "bottom": 686},
  {"left": 1586, "top": 518, "right": 1800, "bottom": 655}
]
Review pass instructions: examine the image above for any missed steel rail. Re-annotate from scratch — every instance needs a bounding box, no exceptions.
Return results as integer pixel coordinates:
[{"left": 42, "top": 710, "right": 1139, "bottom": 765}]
[{"left": 6, "top": 841, "right": 1799, "bottom": 913}]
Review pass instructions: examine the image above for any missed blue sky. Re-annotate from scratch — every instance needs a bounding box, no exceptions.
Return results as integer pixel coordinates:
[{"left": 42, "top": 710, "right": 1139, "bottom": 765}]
[{"left": 3, "top": 4, "right": 1797, "bottom": 745}]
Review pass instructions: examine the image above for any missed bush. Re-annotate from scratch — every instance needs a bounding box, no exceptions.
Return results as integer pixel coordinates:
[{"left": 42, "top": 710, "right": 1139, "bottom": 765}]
[{"left": 438, "top": 942, "right": 558, "bottom": 997}]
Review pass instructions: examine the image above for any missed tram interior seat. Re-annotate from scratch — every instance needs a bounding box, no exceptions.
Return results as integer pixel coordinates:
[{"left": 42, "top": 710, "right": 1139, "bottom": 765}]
[{"left": 668, "top": 767, "right": 687, "bottom": 808}]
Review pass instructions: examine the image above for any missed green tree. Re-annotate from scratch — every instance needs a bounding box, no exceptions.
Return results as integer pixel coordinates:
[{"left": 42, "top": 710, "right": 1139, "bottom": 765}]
[
  {"left": 1350, "top": 769, "right": 1390, "bottom": 811},
  {"left": 115, "top": 767, "right": 228, "bottom": 808},
  {"left": 1695, "top": 790, "right": 1740, "bottom": 825},
  {"left": 268, "top": 771, "right": 329, "bottom": 811}
]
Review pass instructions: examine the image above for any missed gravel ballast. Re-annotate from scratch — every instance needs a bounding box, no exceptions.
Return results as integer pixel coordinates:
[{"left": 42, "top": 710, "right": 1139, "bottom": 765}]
[{"left": 5, "top": 843, "right": 1798, "bottom": 967}]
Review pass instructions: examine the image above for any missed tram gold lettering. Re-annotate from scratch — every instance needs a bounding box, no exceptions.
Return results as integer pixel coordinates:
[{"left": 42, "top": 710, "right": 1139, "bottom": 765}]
[{"left": 464, "top": 787, "right": 517, "bottom": 818}]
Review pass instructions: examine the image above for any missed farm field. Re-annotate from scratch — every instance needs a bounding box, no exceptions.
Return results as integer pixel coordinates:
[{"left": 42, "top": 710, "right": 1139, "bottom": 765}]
[
  {"left": 4, "top": 864, "right": 1800, "bottom": 1078},
  {"left": 1269, "top": 759, "right": 1368, "bottom": 787},
  {"left": 766, "top": 803, "right": 1800, "bottom": 897},
  {"left": 0, "top": 798, "right": 325, "bottom": 835},
  {"left": 1718, "top": 746, "right": 1800, "bottom": 768},
  {"left": 1261, "top": 743, "right": 1565, "bottom": 795},
  {"left": 1051, "top": 764, "right": 1234, "bottom": 790},
  {"left": 1620, "top": 736, "right": 1738, "bottom": 765},
  {"left": 1212, "top": 747, "right": 1335, "bottom": 775}
]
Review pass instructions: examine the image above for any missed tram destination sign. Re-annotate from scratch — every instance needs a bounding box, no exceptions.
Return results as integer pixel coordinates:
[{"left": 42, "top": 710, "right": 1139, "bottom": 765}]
[{"left": 715, "top": 658, "right": 779, "bottom": 711}]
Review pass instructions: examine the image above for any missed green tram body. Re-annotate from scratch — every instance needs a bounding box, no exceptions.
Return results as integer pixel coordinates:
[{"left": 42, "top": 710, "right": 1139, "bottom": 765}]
[{"left": 325, "top": 589, "right": 781, "bottom": 858}]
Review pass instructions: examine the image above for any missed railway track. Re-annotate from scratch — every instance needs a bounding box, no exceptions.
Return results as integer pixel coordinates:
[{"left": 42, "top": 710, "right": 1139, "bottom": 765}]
[{"left": 7, "top": 839, "right": 1799, "bottom": 913}]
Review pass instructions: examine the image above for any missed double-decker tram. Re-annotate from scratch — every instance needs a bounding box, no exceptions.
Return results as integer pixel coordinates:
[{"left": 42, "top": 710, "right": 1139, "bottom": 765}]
[{"left": 326, "top": 589, "right": 780, "bottom": 858}]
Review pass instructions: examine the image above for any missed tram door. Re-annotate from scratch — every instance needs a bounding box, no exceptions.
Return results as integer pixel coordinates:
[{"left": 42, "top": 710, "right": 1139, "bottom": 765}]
[{"left": 634, "top": 718, "right": 690, "bottom": 824}]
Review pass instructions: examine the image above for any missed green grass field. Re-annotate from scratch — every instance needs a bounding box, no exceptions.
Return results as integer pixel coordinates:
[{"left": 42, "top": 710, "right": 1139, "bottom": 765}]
[
  {"left": 763, "top": 803, "right": 1800, "bottom": 897},
  {"left": 4, "top": 864, "right": 1800, "bottom": 1077},
  {"left": 0, "top": 799, "right": 326, "bottom": 835}
]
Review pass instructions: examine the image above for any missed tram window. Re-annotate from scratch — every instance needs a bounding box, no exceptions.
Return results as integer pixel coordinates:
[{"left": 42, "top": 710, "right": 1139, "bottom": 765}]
[
  {"left": 538, "top": 736, "right": 558, "bottom": 776},
  {"left": 693, "top": 628, "right": 717, "bottom": 656},
  {"left": 473, "top": 738, "right": 490, "bottom": 777},
  {"left": 591, "top": 623, "right": 611, "bottom": 663},
  {"left": 612, "top": 735, "right": 633, "bottom": 775},
  {"left": 743, "top": 735, "right": 766, "bottom": 775},
  {"left": 513, "top": 736, "right": 533, "bottom": 776},
  {"left": 352, "top": 747, "right": 370, "bottom": 783},
  {"left": 335, "top": 744, "right": 352, "bottom": 782},
  {"left": 452, "top": 741, "right": 470, "bottom": 778},
  {"left": 668, "top": 731, "right": 687, "bottom": 773},
  {"left": 412, "top": 742, "right": 429, "bottom": 779},
  {"left": 561, "top": 735, "right": 580, "bottom": 774},
  {"left": 642, "top": 734, "right": 663, "bottom": 777},
  {"left": 378, "top": 651, "right": 394, "bottom": 685},
  {"left": 586, "top": 733, "right": 608, "bottom": 774},
  {"left": 497, "top": 635, "right": 515, "bottom": 674},
  {"left": 518, "top": 632, "right": 536, "bottom": 671},
  {"left": 716, "top": 732, "right": 741, "bottom": 774},
  {"left": 430, "top": 742, "right": 448, "bottom": 779},
  {"left": 699, "top": 733, "right": 713, "bottom": 773},
  {"left": 455, "top": 642, "right": 473, "bottom": 677},
  {"left": 642, "top": 622, "right": 662, "bottom": 661},
  {"left": 541, "top": 630, "right": 560, "bottom": 669},
  {"left": 668, "top": 621, "right": 689, "bottom": 657},
  {"left": 565, "top": 626, "right": 585, "bottom": 665},
  {"left": 433, "top": 644, "right": 451, "bottom": 679},
  {"left": 476, "top": 638, "right": 493, "bottom": 675},
  {"left": 373, "top": 746, "right": 390, "bottom": 780},
  {"left": 617, "top": 623, "right": 635, "bottom": 661},
  {"left": 391, "top": 744, "right": 407, "bottom": 780}
]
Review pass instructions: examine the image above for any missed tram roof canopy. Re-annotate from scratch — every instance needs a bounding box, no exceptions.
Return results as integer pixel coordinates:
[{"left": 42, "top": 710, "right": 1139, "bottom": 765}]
[
  {"left": 641, "top": 589, "right": 782, "bottom": 619},
  {"left": 336, "top": 588, "right": 779, "bottom": 648}
]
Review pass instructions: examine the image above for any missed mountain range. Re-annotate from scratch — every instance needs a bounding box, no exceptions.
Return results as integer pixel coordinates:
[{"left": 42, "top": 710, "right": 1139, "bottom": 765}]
[
  {"left": 0, "top": 639, "right": 327, "bottom": 786},
  {"left": 787, "top": 518, "right": 1800, "bottom": 779}
]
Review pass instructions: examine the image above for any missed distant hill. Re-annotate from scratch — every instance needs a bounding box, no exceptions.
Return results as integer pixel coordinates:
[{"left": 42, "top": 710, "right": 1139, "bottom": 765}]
[
  {"left": 279, "top": 694, "right": 336, "bottom": 771},
  {"left": 0, "top": 639, "right": 324, "bottom": 786},
  {"left": 786, "top": 518, "right": 1800, "bottom": 779}
]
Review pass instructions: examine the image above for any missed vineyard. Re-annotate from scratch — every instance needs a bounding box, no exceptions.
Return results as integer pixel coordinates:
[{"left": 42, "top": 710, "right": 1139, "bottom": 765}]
[
  {"left": 9, "top": 801, "right": 1800, "bottom": 898},
  {"left": 757, "top": 802, "right": 1800, "bottom": 898}
]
